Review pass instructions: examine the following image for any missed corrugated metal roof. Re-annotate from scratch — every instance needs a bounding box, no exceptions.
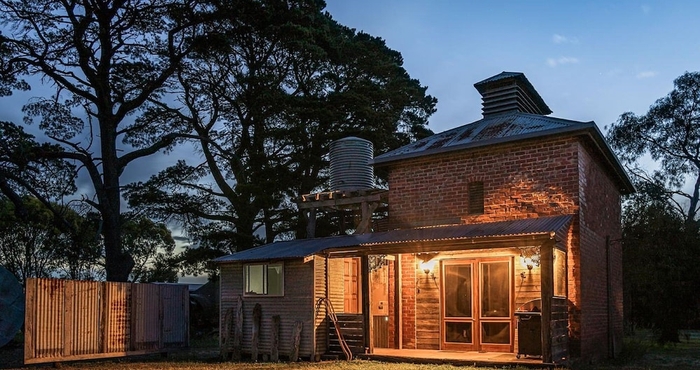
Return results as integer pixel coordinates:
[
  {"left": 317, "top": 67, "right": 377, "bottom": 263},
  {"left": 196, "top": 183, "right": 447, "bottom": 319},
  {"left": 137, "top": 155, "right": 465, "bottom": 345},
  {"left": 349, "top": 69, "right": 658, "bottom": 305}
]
[
  {"left": 373, "top": 112, "right": 593, "bottom": 164},
  {"left": 371, "top": 110, "right": 635, "bottom": 194},
  {"left": 212, "top": 215, "right": 572, "bottom": 263}
]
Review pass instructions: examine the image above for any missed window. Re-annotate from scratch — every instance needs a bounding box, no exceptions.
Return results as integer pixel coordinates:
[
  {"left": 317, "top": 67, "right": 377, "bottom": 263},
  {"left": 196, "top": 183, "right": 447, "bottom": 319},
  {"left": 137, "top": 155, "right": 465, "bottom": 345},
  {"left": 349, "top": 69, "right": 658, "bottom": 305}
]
[
  {"left": 553, "top": 248, "right": 566, "bottom": 297},
  {"left": 468, "top": 181, "right": 484, "bottom": 214},
  {"left": 244, "top": 262, "right": 284, "bottom": 296}
]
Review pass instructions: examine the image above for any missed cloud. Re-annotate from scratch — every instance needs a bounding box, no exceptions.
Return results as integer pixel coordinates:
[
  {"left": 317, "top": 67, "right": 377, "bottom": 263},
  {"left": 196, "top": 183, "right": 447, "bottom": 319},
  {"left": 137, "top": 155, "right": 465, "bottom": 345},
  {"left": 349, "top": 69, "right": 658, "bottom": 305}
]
[
  {"left": 552, "top": 34, "right": 578, "bottom": 44},
  {"left": 636, "top": 71, "right": 657, "bottom": 79},
  {"left": 546, "top": 57, "right": 580, "bottom": 67},
  {"left": 641, "top": 5, "right": 651, "bottom": 14},
  {"left": 598, "top": 69, "right": 622, "bottom": 77}
]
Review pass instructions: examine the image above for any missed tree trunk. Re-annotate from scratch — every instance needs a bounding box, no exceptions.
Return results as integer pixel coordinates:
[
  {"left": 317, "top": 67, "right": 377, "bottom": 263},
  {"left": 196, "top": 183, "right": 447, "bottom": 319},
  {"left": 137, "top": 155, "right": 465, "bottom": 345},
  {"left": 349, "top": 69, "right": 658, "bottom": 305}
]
[
  {"left": 98, "top": 117, "right": 134, "bottom": 281},
  {"left": 231, "top": 185, "right": 259, "bottom": 252},
  {"left": 685, "top": 174, "right": 700, "bottom": 230}
]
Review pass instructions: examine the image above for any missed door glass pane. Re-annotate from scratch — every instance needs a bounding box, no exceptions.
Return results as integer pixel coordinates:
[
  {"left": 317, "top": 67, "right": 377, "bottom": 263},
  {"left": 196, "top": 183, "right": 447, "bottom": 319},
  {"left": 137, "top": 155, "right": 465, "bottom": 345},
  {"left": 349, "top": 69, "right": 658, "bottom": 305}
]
[
  {"left": 444, "top": 265, "right": 472, "bottom": 317},
  {"left": 481, "top": 322, "right": 510, "bottom": 344},
  {"left": 445, "top": 322, "right": 472, "bottom": 343},
  {"left": 481, "top": 262, "right": 510, "bottom": 317}
]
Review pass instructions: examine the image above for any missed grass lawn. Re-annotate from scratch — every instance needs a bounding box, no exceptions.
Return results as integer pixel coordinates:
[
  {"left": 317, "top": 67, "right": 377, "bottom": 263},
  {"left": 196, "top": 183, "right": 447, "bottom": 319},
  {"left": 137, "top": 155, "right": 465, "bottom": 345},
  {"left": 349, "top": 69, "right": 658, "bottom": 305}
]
[
  {"left": 3, "top": 331, "right": 700, "bottom": 370},
  {"left": 572, "top": 330, "right": 700, "bottom": 370},
  {"left": 37, "top": 360, "right": 544, "bottom": 370}
]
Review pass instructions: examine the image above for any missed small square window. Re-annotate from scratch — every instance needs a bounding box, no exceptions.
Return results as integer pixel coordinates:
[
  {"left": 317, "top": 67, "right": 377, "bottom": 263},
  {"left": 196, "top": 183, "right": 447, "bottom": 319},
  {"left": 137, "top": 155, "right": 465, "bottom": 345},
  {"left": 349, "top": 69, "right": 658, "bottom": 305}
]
[
  {"left": 244, "top": 262, "right": 284, "bottom": 296},
  {"left": 468, "top": 181, "right": 484, "bottom": 214}
]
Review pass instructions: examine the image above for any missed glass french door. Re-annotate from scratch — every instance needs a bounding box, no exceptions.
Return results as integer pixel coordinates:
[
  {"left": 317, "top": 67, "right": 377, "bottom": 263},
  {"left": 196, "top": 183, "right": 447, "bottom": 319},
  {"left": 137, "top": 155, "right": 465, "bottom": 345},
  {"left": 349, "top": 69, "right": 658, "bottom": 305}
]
[{"left": 441, "top": 259, "right": 512, "bottom": 352}]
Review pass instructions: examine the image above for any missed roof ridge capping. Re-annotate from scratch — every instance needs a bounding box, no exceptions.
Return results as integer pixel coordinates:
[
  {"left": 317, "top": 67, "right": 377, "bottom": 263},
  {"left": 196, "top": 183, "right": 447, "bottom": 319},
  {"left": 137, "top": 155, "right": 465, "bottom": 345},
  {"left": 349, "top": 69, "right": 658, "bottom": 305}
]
[{"left": 474, "top": 71, "right": 552, "bottom": 117}]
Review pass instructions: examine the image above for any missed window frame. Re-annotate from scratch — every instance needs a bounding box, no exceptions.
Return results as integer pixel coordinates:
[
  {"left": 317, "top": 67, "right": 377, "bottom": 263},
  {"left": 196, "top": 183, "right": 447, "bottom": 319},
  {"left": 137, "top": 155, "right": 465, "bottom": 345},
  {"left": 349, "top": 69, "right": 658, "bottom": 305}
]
[
  {"left": 243, "top": 262, "right": 285, "bottom": 297},
  {"left": 553, "top": 248, "right": 567, "bottom": 298}
]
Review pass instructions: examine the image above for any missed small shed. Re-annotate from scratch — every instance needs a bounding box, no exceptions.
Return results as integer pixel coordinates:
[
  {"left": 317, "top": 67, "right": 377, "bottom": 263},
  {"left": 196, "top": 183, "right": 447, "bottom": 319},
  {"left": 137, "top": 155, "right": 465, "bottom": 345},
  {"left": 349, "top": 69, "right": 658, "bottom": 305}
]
[{"left": 214, "top": 215, "right": 573, "bottom": 362}]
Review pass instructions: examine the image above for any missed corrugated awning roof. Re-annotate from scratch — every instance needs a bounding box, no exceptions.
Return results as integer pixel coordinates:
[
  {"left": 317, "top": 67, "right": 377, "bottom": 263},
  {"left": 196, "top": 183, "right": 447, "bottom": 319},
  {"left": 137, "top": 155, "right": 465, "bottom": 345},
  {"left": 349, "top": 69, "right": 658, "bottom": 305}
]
[{"left": 212, "top": 215, "right": 573, "bottom": 263}]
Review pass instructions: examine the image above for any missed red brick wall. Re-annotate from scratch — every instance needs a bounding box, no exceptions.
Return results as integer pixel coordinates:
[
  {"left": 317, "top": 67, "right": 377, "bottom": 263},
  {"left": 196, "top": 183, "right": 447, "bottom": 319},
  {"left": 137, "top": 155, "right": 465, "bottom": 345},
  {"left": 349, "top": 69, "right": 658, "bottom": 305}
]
[
  {"left": 384, "top": 135, "right": 623, "bottom": 360},
  {"left": 400, "top": 254, "right": 416, "bottom": 349},
  {"left": 576, "top": 143, "right": 623, "bottom": 361},
  {"left": 387, "top": 137, "right": 580, "bottom": 229}
]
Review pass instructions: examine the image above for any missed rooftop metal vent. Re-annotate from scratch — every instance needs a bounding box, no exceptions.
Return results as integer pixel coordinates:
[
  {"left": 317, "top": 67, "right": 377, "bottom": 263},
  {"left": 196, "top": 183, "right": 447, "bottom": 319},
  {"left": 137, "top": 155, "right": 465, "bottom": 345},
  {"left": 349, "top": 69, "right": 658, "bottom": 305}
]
[
  {"left": 329, "top": 137, "right": 374, "bottom": 191},
  {"left": 474, "top": 72, "right": 552, "bottom": 117}
]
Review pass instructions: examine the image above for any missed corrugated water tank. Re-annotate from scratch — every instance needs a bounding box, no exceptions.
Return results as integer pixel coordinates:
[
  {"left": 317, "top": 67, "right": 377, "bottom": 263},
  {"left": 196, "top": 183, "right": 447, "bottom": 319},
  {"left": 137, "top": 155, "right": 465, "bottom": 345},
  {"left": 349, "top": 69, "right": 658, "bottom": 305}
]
[{"left": 330, "top": 137, "right": 374, "bottom": 191}]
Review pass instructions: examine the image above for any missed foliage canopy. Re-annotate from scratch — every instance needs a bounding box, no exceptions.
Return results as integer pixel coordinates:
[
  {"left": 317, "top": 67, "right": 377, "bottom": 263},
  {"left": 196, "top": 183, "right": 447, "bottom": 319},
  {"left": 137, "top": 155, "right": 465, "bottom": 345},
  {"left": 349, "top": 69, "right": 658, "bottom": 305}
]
[
  {"left": 607, "top": 71, "right": 700, "bottom": 226},
  {"left": 123, "top": 0, "right": 436, "bottom": 276},
  {"left": 0, "top": 0, "right": 217, "bottom": 280}
]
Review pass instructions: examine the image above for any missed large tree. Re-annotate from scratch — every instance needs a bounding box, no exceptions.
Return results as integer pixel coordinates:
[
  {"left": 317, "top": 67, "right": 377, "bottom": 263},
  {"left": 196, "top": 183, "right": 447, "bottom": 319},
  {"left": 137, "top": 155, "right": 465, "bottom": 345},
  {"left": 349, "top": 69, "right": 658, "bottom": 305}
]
[
  {"left": 0, "top": 196, "right": 63, "bottom": 283},
  {"left": 0, "top": 1, "right": 214, "bottom": 281},
  {"left": 0, "top": 121, "right": 77, "bottom": 217},
  {"left": 0, "top": 196, "right": 103, "bottom": 283},
  {"left": 606, "top": 71, "right": 700, "bottom": 226},
  {"left": 621, "top": 192, "right": 700, "bottom": 343},
  {"left": 121, "top": 213, "right": 178, "bottom": 283},
  {"left": 0, "top": 196, "right": 177, "bottom": 283},
  {"left": 124, "top": 0, "right": 436, "bottom": 274}
]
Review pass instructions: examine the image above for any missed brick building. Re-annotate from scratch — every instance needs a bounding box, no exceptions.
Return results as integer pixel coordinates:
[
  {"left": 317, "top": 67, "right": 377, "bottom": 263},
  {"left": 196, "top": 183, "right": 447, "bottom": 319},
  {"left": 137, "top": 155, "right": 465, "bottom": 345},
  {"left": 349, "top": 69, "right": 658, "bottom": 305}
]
[{"left": 214, "top": 72, "right": 634, "bottom": 365}]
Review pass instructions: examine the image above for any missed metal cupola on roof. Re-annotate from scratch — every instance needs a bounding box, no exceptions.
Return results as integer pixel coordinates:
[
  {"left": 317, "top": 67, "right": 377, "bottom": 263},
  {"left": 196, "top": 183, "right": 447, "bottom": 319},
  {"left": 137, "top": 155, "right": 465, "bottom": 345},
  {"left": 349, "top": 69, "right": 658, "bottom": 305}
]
[{"left": 474, "top": 71, "right": 552, "bottom": 117}]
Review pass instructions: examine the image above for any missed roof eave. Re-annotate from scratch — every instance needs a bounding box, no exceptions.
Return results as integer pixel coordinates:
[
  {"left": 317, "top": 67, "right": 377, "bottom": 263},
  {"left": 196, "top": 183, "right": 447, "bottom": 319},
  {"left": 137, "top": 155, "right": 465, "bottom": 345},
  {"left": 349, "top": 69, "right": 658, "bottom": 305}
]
[
  {"left": 212, "top": 256, "right": 303, "bottom": 265},
  {"left": 212, "top": 232, "right": 558, "bottom": 264},
  {"left": 211, "top": 215, "right": 574, "bottom": 264}
]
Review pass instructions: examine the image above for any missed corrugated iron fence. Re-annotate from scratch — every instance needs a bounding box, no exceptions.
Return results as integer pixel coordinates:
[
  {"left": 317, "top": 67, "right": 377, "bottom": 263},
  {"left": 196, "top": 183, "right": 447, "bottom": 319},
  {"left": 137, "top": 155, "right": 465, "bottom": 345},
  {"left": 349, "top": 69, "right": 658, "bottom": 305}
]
[{"left": 24, "top": 278, "right": 189, "bottom": 364}]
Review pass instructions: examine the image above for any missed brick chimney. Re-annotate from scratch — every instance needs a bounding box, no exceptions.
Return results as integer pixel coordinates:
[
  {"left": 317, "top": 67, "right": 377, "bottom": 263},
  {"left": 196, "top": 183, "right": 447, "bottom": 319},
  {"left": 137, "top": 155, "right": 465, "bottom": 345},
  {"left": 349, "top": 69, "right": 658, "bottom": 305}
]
[{"left": 474, "top": 72, "right": 552, "bottom": 117}]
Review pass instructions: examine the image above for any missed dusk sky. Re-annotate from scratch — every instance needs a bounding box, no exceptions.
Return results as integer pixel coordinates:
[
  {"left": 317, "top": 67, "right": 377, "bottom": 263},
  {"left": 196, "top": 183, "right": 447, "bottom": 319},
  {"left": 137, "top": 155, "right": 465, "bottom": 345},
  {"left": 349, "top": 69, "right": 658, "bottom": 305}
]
[
  {"left": 2, "top": 1, "right": 698, "bottom": 284},
  {"left": 3, "top": 1, "right": 698, "bottom": 186},
  {"left": 325, "top": 0, "right": 700, "bottom": 135}
]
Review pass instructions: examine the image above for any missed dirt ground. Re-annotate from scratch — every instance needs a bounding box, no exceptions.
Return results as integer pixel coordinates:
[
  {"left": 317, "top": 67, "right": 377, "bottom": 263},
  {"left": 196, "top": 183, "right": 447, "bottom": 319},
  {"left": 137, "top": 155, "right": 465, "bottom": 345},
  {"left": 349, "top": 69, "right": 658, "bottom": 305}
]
[{"left": 0, "top": 345, "right": 222, "bottom": 370}]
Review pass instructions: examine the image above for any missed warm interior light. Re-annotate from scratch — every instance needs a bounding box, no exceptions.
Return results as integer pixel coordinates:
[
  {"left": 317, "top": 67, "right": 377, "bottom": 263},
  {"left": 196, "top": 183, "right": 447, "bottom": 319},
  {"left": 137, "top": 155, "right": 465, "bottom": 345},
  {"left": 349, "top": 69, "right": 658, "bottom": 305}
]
[
  {"left": 518, "top": 246, "right": 541, "bottom": 270},
  {"left": 416, "top": 253, "right": 438, "bottom": 285},
  {"left": 419, "top": 259, "right": 437, "bottom": 274}
]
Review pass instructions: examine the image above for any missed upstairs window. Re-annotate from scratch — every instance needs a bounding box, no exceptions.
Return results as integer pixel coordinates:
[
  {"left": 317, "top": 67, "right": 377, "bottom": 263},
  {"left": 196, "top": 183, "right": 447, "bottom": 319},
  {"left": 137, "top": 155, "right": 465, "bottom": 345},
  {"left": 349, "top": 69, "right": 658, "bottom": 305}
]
[
  {"left": 244, "top": 262, "right": 284, "bottom": 296},
  {"left": 468, "top": 181, "right": 484, "bottom": 215}
]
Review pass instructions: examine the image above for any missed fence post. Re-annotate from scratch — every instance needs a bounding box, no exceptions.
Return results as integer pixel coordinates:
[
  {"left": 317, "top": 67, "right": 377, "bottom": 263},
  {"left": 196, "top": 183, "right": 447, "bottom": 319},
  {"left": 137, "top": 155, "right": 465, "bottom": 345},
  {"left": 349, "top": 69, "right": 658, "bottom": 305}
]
[
  {"left": 232, "top": 295, "right": 243, "bottom": 360},
  {"left": 290, "top": 321, "right": 303, "bottom": 362},
  {"left": 251, "top": 303, "right": 261, "bottom": 362},
  {"left": 220, "top": 307, "right": 234, "bottom": 360},
  {"left": 63, "top": 281, "right": 74, "bottom": 357},
  {"left": 100, "top": 282, "right": 108, "bottom": 354},
  {"left": 271, "top": 315, "right": 280, "bottom": 362},
  {"left": 24, "top": 279, "right": 36, "bottom": 363}
]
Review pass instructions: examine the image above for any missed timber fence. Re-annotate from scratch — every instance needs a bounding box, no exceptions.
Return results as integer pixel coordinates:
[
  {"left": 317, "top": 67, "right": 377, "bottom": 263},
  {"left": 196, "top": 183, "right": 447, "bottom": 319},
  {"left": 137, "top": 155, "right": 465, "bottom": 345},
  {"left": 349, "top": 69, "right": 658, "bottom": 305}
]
[{"left": 24, "top": 278, "right": 189, "bottom": 364}]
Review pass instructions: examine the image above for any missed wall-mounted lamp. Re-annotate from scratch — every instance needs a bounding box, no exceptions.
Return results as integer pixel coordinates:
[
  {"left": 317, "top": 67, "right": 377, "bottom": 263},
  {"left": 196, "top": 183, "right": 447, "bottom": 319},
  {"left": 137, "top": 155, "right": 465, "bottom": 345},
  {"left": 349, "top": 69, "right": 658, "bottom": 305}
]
[
  {"left": 416, "top": 253, "right": 438, "bottom": 284},
  {"left": 420, "top": 261, "right": 434, "bottom": 275},
  {"left": 518, "top": 246, "right": 541, "bottom": 270}
]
